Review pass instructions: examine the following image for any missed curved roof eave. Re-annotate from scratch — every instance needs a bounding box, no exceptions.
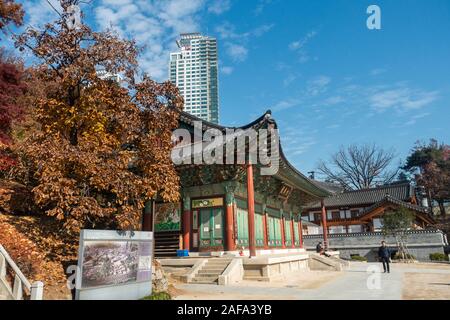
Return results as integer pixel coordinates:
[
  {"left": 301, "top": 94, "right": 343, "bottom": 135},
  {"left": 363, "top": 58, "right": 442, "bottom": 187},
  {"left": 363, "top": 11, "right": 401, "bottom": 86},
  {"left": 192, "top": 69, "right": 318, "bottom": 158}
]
[{"left": 176, "top": 109, "right": 331, "bottom": 198}]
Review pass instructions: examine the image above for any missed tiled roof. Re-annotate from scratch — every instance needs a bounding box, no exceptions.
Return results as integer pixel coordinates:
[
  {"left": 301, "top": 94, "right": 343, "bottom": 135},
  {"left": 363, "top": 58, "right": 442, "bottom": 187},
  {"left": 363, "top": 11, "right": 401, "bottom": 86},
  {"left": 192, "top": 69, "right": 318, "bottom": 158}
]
[
  {"left": 310, "top": 180, "right": 345, "bottom": 194},
  {"left": 359, "top": 195, "right": 431, "bottom": 217},
  {"left": 304, "top": 182, "right": 414, "bottom": 209},
  {"left": 177, "top": 110, "right": 332, "bottom": 198}
]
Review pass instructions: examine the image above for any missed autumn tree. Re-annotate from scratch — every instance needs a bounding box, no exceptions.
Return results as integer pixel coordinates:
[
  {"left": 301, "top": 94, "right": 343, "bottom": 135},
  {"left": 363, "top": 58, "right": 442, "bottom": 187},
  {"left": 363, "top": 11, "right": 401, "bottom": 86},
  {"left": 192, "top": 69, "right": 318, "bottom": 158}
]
[
  {"left": 0, "top": 0, "right": 25, "bottom": 175},
  {"left": 317, "top": 144, "right": 399, "bottom": 190},
  {"left": 12, "top": 0, "right": 183, "bottom": 234},
  {"left": 0, "top": 49, "right": 26, "bottom": 175},
  {"left": 403, "top": 139, "right": 450, "bottom": 216},
  {"left": 0, "top": 0, "right": 24, "bottom": 36}
]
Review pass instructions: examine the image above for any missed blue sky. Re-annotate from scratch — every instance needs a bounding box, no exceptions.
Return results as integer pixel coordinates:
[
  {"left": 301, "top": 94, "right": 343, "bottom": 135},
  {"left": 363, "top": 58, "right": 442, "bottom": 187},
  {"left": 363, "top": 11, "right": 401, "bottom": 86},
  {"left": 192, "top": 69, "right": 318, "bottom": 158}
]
[{"left": 11, "top": 0, "right": 450, "bottom": 176}]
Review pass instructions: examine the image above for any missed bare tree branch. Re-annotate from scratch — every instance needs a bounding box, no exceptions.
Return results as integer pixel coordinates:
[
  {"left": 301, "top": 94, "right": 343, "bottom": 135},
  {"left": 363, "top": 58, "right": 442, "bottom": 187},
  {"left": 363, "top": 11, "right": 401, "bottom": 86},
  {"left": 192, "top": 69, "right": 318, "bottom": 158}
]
[{"left": 317, "top": 144, "right": 399, "bottom": 190}]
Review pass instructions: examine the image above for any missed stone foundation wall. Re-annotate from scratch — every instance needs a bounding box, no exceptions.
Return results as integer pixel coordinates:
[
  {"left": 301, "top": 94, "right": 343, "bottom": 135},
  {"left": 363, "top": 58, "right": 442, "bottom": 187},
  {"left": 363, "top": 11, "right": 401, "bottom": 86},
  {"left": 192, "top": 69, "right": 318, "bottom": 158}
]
[
  {"left": 304, "top": 230, "right": 448, "bottom": 262},
  {"left": 242, "top": 254, "right": 309, "bottom": 281}
]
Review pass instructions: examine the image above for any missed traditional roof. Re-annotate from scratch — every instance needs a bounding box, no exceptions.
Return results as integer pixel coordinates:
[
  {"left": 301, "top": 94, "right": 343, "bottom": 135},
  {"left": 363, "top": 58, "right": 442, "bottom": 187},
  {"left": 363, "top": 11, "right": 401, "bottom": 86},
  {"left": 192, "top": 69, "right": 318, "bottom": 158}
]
[
  {"left": 360, "top": 195, "right": 429, "bottom": 216},
  {"left": 310, "top": 180, "right": 345, "bottom": 194},
  {"left": 304, "top": 182, "right": 414, "bottom": 209},
  {"left": 176, "top": 110, "right": 331, "bottom": 199},
  {"left": 357, "top": 195, "right": 434, "bottom": 224}
]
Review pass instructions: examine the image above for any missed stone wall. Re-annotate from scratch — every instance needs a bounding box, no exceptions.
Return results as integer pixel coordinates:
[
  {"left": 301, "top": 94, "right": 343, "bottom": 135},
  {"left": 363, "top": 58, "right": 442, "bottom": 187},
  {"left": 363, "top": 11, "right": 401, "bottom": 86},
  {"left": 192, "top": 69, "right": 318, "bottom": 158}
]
[{"left": 303, "top": 230, "right": 448, "bottom": 261}]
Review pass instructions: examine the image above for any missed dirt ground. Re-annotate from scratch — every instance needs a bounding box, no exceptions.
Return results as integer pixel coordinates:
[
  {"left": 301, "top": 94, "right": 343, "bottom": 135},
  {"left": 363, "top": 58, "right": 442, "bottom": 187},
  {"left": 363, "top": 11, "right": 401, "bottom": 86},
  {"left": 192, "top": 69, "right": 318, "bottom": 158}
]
[
  {"left": 168, "top": 262, "right": 450, "bottom": 300},
  {"left": 402, "top": 272, "right": 450, "bottom": 300},
  {"left": 235, "top": 271, "right": 344, "bottom": 290}
]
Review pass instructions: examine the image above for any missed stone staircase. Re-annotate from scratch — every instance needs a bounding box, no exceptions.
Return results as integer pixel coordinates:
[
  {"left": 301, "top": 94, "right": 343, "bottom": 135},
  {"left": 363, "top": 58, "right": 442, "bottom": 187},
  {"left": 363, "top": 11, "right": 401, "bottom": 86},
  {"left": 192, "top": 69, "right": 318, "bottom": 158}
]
[
  {"left": 154, "top": 231, "right": 180, "bottom": 258},
  {"left": 309, "top": 253, "right": 348, "bottom": 271},
  {"left": 189, "top": 258, "right": 233, "bottom": 284}
]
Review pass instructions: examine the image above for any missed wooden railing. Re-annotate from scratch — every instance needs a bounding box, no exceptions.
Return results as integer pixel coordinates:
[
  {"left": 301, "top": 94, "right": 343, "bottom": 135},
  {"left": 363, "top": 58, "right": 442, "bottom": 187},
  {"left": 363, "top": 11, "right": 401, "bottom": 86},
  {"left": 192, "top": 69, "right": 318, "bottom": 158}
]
[{"left": 0, "top": 245, "right": 44, "bottom": 300}]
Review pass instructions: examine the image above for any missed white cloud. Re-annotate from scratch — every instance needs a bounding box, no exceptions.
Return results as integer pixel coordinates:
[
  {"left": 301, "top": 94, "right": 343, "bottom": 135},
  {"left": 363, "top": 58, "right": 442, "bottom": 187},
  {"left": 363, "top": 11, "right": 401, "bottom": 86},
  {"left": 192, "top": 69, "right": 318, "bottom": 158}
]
[
  {"left": 370, "top": 68, "right": 387, "bottom": 76},
  {"left": 288, "top": 30, "right": 317, "bottom": 63},
  {"left": 221, "top": 66, "right": 234, "bottom": 75},
  {"left": 404, "top": 113, "right": 431, "bottom": 126},
  {"left": 283, "top": 74, "right": 297, "bottom": 87},
  {"left": 22, "top": 0, "right": 62, "bottom": 28},
  {"left": 225, "top": 43, "right": 248, "bottom": 62},
  {"left": 273, "top": 98, "right": 302, "bottom": 111},
  {"left": 254, "top": 0, "right": 272, "bottom": 16},
  {"left": 324, "top": 96, "right": 344, "bottom": 105},
  {"left": 208, "top": 0, "right": 232, "bottom": 15},
  {"left": 215, "top": 22, "right": 274, "bottom": 40},
  {"left": 369, "top": 87, "right": 439, "bottom": 111},
  {"left": 91, "top": 0, "right": 209, "bottom": 81},
  {"left": 215, "top": 22, "right": 273, "bottom": 62},
  {"left": 307, "top": 75, "right": 331, "bottom": 96}
]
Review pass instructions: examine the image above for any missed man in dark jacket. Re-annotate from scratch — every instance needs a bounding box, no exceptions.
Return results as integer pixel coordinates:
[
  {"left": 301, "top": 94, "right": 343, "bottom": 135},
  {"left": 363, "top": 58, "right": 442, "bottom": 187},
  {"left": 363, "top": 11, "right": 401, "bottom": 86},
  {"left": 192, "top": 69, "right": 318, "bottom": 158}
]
[
  {"left": 316, "top": 242, "right": 323, "bottom": 254},
  {"left": 378, "top": 241, "right": 391, "bottom": 273}
]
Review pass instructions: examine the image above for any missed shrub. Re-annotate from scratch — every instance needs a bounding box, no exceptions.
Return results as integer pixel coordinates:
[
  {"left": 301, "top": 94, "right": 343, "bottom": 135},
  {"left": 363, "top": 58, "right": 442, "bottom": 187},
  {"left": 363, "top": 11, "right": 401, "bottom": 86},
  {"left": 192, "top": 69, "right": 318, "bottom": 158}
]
[
  {"left": 142, "top": 291, "right": 171, "bottom": 300},
  {"left": 350, "top": 255, "right": 367, "bottom": 261},
  {"left": 429, "top": 252, "right": 449, "bottom": 261}
]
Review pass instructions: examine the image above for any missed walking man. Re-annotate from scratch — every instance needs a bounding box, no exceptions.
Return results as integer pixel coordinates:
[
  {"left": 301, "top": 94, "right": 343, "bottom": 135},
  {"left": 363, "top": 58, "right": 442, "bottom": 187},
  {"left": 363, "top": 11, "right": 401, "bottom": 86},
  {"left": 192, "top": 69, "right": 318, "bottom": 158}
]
[{"left": 378, "top": 241, "right": 391, "bottom": 273}]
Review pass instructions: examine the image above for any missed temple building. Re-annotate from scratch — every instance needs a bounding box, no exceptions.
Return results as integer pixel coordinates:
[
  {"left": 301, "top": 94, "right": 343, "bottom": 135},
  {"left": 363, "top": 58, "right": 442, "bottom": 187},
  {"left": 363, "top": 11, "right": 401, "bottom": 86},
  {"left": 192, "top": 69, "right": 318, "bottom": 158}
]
[
  {"left": 145, "top": 110, "right": 331, "bottom": 257},
  {"left": 302, "top": 182, "right": 435, "bottom": 239}
]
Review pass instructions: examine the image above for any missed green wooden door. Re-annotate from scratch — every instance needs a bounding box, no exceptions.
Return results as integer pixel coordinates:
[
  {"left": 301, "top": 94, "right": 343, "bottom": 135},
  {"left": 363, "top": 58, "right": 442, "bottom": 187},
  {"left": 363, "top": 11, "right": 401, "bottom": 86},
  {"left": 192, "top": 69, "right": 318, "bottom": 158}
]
[
  {"left": 199, "top": 208, "right": 224, "bottom": 247},
  {"left": 267, "top": 216, "right": 282, "bottom": 247},
  {"left": 255, "top": 213, "right": 264, "bottom": 246},
  {"left": 293, "top": 221, "right": 299, "bottom": 246},
  {"left": 236, "top": 208, "right": 249, "bottom": 246},
  {"left": 284, "top": 218, "right": 292, "bottom": 246}
]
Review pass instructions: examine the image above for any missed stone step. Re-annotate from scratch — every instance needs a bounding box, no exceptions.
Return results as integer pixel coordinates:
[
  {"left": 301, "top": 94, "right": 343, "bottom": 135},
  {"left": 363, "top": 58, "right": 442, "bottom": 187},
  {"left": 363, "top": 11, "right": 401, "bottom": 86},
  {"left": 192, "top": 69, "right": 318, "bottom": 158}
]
[
  {"left": 190, "top": 279, "right": 218, "bottom": 284},
  {"left": 192, "top": 276, "right": 219, "bottom": 283},
  {"left": 195, "top": 274, "right": 220, "bottom": 279},
  {"left": 205, "top": 261, "right": 232, "bottom": 266},
  {"left": 154, "top": 245, "right": 179, "bottom": 249},
  {"left": 197, "top": 272, "right": 222, "bottom": 277},
  {"left": 203, "top": 263, "right": 228, "bottom": 267},
  {"left": 198, "top": 268, "right": 225, "bottom": 274}
]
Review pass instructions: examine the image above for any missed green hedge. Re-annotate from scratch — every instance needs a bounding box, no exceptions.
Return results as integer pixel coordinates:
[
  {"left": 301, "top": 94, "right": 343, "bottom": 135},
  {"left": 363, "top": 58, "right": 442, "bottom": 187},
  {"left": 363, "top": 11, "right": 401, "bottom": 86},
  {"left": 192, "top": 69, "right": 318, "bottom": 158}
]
[
  {"left": 142, "top": 292, "right": 172, "bottom": 300},
  {"left": 350, "top": 255, "right": 367, "bottom": 261},
  {"left": 429, "top": 252, "right": 449, "bottom": 261}
]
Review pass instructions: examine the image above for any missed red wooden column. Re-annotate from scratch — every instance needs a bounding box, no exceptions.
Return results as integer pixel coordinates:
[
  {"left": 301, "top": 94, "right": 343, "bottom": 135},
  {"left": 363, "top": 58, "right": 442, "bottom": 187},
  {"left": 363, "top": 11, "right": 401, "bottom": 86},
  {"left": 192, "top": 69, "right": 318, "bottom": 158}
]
[
  {"left": 263, "top": 213, "right": 269, "bottom": 249},
  {"left": 280, "top": 212, "right": 286, "bottom": 249},
  {"left": 225, "top": 183, "right": 236, "bottom": 251},
  {"left": 321, "top": 200, "right": 328, "bottom": 250},
  {"left": 290, "top": 214, "right": 296, "bottom": 248},
  {"left": 182, "top": 196, "right": 191, "bottom": 251},
  {"left": 142, "top": 200, "right": 154, "bottom": 232},
  {"left": 246, "top": 164, "right": 256, "bottom": 257},
  {"left": 298, "top": 218, "right": 304, "bottom": 248}
]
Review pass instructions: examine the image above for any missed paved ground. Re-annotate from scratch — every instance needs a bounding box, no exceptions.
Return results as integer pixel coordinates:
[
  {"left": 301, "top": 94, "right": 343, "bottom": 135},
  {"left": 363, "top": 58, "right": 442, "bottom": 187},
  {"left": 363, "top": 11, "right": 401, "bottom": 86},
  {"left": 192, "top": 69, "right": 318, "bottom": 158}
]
[{"left": 171, "top": 262, "right": 450, "bottom": 300}]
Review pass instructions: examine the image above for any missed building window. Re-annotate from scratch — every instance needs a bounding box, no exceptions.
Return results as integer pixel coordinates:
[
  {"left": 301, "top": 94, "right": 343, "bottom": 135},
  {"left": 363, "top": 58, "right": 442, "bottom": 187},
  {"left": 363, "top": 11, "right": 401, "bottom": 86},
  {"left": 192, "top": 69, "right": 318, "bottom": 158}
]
[
  {"left": 350, "top": 210, "right": 360, "bottom": 218},
  {"left": 331, "top": 211, "right": 340, "bottom": 220}
]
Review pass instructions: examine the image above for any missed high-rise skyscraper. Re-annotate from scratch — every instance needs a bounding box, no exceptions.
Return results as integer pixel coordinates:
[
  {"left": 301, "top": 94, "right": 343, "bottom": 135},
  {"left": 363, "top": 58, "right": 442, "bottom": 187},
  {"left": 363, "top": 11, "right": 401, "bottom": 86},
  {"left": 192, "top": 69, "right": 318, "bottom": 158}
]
[{"left": 169, "top": 33, "right": 219, "bottom": 124}]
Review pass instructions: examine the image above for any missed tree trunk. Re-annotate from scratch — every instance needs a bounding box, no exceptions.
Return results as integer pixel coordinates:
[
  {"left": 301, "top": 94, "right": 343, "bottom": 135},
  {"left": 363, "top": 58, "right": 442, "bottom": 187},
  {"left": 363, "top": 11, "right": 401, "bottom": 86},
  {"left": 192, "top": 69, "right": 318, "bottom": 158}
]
[{"left": 438, "top": 200, "right": 446, "bottom": 217}]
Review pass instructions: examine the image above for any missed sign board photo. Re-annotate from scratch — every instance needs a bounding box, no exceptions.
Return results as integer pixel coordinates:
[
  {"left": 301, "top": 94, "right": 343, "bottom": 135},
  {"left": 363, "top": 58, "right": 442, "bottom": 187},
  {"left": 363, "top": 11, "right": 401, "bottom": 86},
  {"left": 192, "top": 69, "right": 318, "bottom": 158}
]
[{"left": 75, "top": 230, "right": 153, "bottom": 300}]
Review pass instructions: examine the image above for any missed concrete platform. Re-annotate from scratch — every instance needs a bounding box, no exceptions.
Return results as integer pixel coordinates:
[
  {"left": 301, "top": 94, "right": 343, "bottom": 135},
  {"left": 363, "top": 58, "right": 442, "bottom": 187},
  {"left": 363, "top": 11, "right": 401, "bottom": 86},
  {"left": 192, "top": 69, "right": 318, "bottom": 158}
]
[{"left": 158, "top": 251, "right": 347, "bottom": 284}]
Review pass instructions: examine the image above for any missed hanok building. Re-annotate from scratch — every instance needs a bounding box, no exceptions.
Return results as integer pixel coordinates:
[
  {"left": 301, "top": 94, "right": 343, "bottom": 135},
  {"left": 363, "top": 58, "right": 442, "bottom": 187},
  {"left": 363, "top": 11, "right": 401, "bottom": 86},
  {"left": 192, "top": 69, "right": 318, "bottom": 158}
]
[
  {"left": 147, "top": 111, "right": 331, "bottom": 257},
  {"left": 302, "top": 182, "right": 435, "bottom": 239}
]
